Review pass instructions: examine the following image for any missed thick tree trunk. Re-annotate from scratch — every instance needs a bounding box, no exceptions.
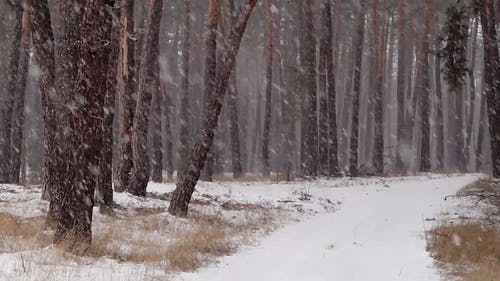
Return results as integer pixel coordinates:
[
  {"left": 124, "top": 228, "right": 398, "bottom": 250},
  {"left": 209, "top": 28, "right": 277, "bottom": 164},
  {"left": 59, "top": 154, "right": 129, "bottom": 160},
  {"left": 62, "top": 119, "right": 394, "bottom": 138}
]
[
  {"left": 261, "top": 0, "right": 273, "bottom": 177},
  {"left": 302, "top": 0, "right": 318, "bottom": 177},
  {"left": 51, "top": 0, "right": 83, "bottom": 244},
  {"left": 54, "top": 0, "right": 113, "bottom": 251},
  {"left": 129, "top": 0, "right": 164, "bottom": 196},
  {"left": 115, "top": 0, "right": 136, "bottom": 193},
  {"left": 349, "top": 1, "right": 366, "bottom": 177},
  {"left": 481, "top": 0, "right": 500, "bottom": 177},
  {"left": 168, "top": 0, "right": 257, "bottom": 217},
  {"left": 97, "top": 2, "right": 120, "bottom": 208},
  {"left": 0, "top": 6, "right": 22, "bottom": 183},
  {"left": 178, "top": 0, "right": 191, "bottom": 173},
  {"left": 9, "top": 10, "right": 30, "bottom": 183}
]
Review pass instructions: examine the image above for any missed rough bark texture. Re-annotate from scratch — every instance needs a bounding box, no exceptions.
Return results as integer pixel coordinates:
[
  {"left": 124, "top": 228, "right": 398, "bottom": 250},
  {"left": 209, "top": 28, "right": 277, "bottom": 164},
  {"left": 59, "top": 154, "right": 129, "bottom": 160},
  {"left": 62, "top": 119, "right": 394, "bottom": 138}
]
[
  {"left": 9, "top": 10, "right": 30, "bottom": 183},
  {"left": 0, "top": 6, "right": 22, "bottom": 183},
  {"left": 481, "top": 0, "right": 500, "bottom": 177},
  {"left": 54, "top": 0, "right": 113, "bottom": 251},
  {"left": 349, "top": 1, "right": 366, "bottom": 177},
  {"left": 97, "top": 2, "right": 120, "bottom": 208},
  {"left": 115, "top": 0, "right": 136, "bottom": 193},
  {"left": 168, "top": 0, "right": 257, "bottom": 217},
  {"left": 261, "top": 0, "right": 273, "bottom": 177},
  {"left": 129, "top": 0, "right": 164, "bottom": 196},
  {"left": 302, "top": 0, "right": 318, "bottom": 177}
]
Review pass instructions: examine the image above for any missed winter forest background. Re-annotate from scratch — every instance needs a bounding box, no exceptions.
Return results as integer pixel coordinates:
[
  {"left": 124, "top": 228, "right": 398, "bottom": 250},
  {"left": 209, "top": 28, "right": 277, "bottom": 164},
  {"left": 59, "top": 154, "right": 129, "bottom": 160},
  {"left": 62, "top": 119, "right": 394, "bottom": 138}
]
[{"left": 0, "top": 0, "right": 499, "bottom": 251}]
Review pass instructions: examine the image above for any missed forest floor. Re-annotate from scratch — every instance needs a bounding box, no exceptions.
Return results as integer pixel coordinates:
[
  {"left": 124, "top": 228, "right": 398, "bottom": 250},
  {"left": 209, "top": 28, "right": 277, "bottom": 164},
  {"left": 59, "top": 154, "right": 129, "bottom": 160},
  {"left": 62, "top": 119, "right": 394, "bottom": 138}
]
[{"left": 0, "top": 174, "right": 491, "bottom": 281}]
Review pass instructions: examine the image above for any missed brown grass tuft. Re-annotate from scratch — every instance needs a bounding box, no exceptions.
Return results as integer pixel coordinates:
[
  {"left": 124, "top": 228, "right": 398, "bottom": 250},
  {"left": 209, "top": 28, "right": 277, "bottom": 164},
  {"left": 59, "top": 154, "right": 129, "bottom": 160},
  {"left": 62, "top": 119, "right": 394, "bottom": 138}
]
[
  {"left": 428, "top": 223, "right": 500, "bottom": 281},
  {"left": 0, "top": 212, "right": 52, "bottom": 252}
]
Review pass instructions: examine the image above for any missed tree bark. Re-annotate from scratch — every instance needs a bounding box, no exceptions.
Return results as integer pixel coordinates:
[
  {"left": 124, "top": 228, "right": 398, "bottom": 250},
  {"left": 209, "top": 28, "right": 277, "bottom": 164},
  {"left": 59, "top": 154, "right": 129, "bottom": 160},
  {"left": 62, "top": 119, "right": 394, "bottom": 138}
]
[
  {"left": 302, "top": 0, "right": 318, "bottom": 177},
  {"left": 115, "top": 0, "right": 136, "bottom": 193},
  {"left": 0, "top": 6, "right": 22, "bottom": 183},
  {"left": 97, "top": 2, "right": 120, "bottom": 208},
  {"left": 129, "top": 0, "right": 164, "bottom": 196},
  {"left": 178, "top": 0, "right": 191, "bottom": 173},
  {"left": 349, "top": 0, "right": 366, "bottom": 177},
  {"left": 54, "top": 0, "right": 113, "bottom": 251},
  {"left": 419, "top": 0, "right": 433, "bottom": 172},
  {"left": 9, "top": 10, "right": 31, "bottom": 183},
  {"left": 261, "top": 0, "right": 273, "bottom": 177},
  {"left": 481, "top": 0, "right": 500, "bottom": 177},
  {"left": 434, "top": 37, "right": 444, "bottom": 170},
  {"left": 26, "top": 0, "right": 56, "bottom": 226},
  {"left": 201, "top": 0, "right": 219, "bottom": 182},
  {"left": 168, "top": 0, "right": 258, "bottom": 217},
  {"left": 228, "top": 0, "right": 243, "bottom": 179},
  {"left": 322, "top": 0, "right": 339, "bottom": 177}
]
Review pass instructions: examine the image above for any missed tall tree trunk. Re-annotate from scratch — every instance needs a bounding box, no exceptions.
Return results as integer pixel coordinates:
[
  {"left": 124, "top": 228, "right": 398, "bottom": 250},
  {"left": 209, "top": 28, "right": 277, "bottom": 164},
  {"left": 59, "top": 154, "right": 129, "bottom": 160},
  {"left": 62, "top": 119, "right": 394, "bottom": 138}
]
[
  {"left": 349, "top": 0, "right": 366, "bottom": 177},
  {"left": 178, "top": 0, "right": 191, "bottom": 173},
  {"left": 322, "top": 0, "right": 339, "bottom": 177},
  {"left": 115, "top": 0, "right": 136, "bottom": 193},
  {"left": 396, "top": 0, "right": 406, "bottom": 173},
  {"left": 372, "top": 0, "right": 385, "bottom": 175},
  {"left": 0, "top": 6, "right": 22, "bottom": 183},
  {"left": 129, "top": 0, "right": 164, "bottom": 196},
  {"left": 261, "top": 0, "right": 273, "bottom": 177},
  {"left": 54, "top": 0, "right": 113, "bottom": 251},
  {"left": 434, "top": 37, "right": 444, "bottom": 170},
  {"left": 51, "top": 0, "right": 83, "bottom": 243},
  {"left": 481, "top": 0, "right": 500, "bottom": 177},
  {"left": 162, "top": 83, "right": 174, "bottom": 181},
  {"left": 318, "top": 1, "right": 328, "bottom": 176},
  {"left": 228, "top": 0, "right": 243, "bottom": 179},
  {"left": 9, "top": 10, "right": 31, "bottom": 183},
  {"left": 26, "top": 0, "right": 56, "bottom": 224},
  {"left": 302, "top": 0, "right": 318, "bottom": 177},
  {"left": 419, "top": 0, "right": 433, "bottom": 172},
  {"left": 168, "top": 0, "right": 258, "bottom": 217},
  {"left": 465, "top": 17, "right": 478, "bottom": 170},
  {"left": 97, "top": 2, "right": 120, "bottom": 208},
  {"left": 201, "top": 0, "right": 219, "bottom": 182}
]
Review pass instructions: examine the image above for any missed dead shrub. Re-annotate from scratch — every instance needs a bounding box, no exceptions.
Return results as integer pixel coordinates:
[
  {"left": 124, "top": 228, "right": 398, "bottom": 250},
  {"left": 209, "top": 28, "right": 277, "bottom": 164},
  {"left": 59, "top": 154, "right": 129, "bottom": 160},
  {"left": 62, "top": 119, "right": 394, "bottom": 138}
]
[{"left": 427, "top": 223, "right": 500, "bottom": 281}]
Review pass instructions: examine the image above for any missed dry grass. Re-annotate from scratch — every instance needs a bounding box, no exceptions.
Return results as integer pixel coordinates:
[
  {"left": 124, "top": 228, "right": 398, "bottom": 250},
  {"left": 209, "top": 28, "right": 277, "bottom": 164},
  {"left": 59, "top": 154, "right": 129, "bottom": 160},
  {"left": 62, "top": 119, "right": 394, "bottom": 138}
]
[
  {"left": 427, "top": 223, "right": 500, "bottom": 281},
  {"left": 0, "top": 191, "right": 281, "bottom": 273},
  {"left": 0, "top": 212, "right": 52, "bottom": 252}
]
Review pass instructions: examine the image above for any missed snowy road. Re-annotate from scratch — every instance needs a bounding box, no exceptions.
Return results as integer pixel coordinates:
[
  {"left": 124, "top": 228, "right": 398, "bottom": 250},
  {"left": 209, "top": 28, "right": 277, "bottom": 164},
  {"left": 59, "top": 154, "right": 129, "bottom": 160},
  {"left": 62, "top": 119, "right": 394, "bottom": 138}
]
[{"left": 177, "top": 175, "right": 478, "bottom": 281}]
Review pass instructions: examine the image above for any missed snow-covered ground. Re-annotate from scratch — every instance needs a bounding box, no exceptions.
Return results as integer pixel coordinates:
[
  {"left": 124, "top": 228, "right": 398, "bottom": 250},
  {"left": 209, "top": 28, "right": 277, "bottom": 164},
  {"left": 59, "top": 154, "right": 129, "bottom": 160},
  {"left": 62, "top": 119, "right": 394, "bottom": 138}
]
[{"left": 0, "top": 174, "right": 481, "bottom": 281}]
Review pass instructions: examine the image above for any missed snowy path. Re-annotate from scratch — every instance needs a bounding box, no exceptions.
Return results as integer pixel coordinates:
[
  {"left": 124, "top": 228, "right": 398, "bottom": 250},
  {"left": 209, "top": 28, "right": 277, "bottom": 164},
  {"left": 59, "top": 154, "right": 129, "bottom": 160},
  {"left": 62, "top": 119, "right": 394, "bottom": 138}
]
[{"left": 177, "top": 175, "right": 478, "bottom": 281}]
